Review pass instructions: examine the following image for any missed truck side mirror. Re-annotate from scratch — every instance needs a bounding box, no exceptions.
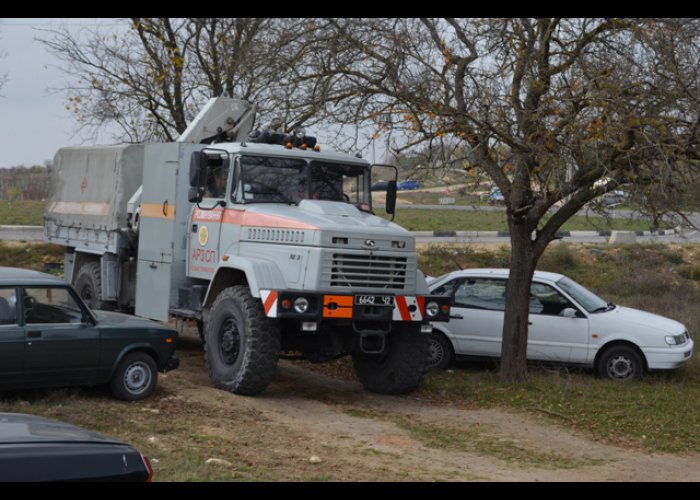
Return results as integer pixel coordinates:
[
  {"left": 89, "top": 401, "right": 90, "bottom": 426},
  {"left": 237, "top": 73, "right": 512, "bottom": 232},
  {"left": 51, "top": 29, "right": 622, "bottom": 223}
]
[
  {"left": 188, "top": 186, "right": 204, "bottom": 203},
  {"left": 385, "top": 180, "right": 397, "bottom": 215},
  {"left": 189, "top": 151, "right": 208, "bottom": 188}
]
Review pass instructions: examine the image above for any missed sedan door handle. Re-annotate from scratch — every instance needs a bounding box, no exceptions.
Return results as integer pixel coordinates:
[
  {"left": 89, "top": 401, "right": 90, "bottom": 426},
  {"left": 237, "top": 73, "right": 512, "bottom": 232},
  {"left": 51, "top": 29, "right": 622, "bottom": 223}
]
[
  {"left": 27, "top": 330, "right": 42, "bottom": 338},
  {"left": 450, "top": 314, "right": 464, "bottom": 320}
]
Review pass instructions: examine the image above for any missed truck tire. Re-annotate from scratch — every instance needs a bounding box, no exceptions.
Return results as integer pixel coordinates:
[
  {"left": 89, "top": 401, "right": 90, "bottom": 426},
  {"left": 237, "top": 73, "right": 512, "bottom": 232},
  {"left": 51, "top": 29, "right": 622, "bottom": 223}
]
[
  {"left": 352, "top": 322, "right": 429, "bottom": 395},
  {"left": 74, "top": 262, "right": 110, "bottom": 310},
  {"left": 204, "top": 286, "right": 280, "bottom": 396}
]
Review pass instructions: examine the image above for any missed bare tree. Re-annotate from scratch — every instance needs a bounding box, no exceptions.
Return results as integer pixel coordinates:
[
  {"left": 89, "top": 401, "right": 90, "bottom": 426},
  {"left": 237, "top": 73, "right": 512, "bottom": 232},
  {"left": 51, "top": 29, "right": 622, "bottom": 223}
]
[
  {"left": 310, "top": 18, "right": 700, "bottom": 381},
  {"left": 39, "top": 18, "right": 326, "bottom": 142}
]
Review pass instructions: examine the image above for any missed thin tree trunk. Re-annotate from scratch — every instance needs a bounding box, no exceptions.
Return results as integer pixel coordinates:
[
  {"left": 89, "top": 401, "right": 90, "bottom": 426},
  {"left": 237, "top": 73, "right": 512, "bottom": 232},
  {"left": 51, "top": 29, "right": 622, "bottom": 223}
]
[{"left": 500, "top": 221, "right": 536, "bottom": 382}]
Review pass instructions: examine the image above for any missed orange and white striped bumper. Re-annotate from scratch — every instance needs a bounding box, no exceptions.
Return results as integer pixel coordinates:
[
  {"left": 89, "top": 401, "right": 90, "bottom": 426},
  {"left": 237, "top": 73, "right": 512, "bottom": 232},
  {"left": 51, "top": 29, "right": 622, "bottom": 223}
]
[{"left": 259, "top": 290, "right": 449, "bottom": 322}]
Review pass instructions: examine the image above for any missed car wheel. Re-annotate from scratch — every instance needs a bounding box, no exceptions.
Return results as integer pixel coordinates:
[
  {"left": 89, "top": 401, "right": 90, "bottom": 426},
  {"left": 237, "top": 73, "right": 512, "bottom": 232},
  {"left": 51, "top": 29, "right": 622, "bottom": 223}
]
[
  {"left": 352, "top": 322, "right": 429, "bottom": 394},
  {"left": 111, "top": 352, "right": 158, "bottom": 401},
  {"left": 427, "top": 331, "right": 453, "bottom": 371},
  {"left": 204, "top": 286, "right": 280, "bottom": 396},
  {"left": 597, "top": 345, "right": 644, "bottom": 381}
]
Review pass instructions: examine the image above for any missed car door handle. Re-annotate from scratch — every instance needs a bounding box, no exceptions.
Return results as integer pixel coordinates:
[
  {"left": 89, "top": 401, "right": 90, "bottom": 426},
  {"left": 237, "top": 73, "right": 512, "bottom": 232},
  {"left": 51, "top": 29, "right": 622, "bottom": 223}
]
[
  {"left": 450, "top": 314, "right": 464, "bottom": 320},
  {"left": 27, "top": 330, "right": 42, "bottom": 338}
]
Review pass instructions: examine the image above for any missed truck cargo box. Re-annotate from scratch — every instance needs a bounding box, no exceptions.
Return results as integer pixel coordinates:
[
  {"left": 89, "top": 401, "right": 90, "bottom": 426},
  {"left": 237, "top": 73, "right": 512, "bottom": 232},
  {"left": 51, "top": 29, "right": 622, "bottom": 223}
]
[{"left": 45, "top": 145, "right": 144, "bottom": 253}]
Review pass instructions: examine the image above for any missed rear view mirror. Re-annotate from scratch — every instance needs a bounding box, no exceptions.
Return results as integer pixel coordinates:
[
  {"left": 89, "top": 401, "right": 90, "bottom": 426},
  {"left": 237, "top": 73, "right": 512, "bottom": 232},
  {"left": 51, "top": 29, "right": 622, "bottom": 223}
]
[
  {"left": 188, "top": 186, "right": 204, "bottom": 203},
  {"left": 189, "top": 151, "right": 208, "bottom": 188}
]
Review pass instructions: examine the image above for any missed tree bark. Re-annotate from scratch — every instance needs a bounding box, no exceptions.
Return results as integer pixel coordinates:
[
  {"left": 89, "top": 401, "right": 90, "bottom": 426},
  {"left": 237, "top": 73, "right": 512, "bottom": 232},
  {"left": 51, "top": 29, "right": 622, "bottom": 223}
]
[{"left": 500, "top": 219, "right": 536, "bottom": 382}]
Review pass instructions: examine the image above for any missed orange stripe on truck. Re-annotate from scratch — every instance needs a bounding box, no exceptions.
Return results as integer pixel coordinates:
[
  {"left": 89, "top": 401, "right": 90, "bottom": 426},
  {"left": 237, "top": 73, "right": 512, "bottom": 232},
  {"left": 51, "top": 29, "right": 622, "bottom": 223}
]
[
  {"left": 141, "top": 203, "right": 176, "bottom": 220},
  {"left": 192, "top": 207, "right": 319, "bottom": 230}
]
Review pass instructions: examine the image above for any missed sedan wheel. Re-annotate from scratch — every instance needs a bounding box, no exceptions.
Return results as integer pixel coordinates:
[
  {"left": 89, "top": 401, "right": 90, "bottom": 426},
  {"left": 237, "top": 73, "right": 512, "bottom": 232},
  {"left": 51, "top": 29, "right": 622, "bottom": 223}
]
[
  {"left": 598, "top": 345, "right": 644, "bottom": 381},
  {"left": 427, "top": 331, "right": 452, "bottom": 371},
  {"left": 111, "top": 352, "right": 158, "bottom": 401}
]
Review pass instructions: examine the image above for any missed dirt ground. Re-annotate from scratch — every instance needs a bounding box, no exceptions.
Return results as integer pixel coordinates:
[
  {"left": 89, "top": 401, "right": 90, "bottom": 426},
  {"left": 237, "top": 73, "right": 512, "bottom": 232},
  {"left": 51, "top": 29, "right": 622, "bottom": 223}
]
[{"left": 161, "top": 329, "right": 700, "bottom": 482}]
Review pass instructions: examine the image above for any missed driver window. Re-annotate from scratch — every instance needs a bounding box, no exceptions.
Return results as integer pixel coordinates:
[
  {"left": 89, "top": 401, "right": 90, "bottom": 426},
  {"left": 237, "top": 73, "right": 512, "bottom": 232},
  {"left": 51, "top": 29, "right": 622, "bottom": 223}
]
[
  {"left": 204, "top": 163, "right": 229, "bottom": 199},
  {"left": 0, "top": 288, "right": 17, "bottom": 325},
  {"left": 23, "top": 287, "right": 84, "bottom": 324},
  {"left": 529, "top": 282, "right": 574, "bottom": 316}
]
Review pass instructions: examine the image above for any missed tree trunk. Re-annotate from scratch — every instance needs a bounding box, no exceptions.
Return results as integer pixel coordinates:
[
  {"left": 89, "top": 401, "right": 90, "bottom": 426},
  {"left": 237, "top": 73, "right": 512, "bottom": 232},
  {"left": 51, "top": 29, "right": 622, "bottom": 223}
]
[{"left": 500, "top": 221, "right": 537, "bottom": 382}]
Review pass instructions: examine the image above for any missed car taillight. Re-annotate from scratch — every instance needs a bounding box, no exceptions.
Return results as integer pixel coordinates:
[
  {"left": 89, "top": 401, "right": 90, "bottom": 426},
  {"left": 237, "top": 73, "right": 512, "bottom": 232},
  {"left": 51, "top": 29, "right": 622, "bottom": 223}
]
[{"left": 141, "top": 454, "right": 154, "bottom": 482}]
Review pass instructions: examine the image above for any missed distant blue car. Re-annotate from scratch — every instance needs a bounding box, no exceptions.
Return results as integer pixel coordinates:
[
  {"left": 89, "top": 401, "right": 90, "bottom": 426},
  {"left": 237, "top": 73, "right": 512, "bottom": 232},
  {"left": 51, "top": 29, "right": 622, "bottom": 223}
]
[
  {"left": 488, "top": 186, "right": 505, "bottom": 204},
  {"left": 397, "top": 180, "right": 420, "bottom": 190}
]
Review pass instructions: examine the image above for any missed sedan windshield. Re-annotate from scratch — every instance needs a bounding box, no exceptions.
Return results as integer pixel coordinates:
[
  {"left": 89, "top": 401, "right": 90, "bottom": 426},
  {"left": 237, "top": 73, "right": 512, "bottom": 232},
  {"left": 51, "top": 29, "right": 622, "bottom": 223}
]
[
  {"left": 556, "top": 276, "right": 608, "bottom": 313},
  {"left": 237, "top": 155, "right": 370, "bottom": 207}
]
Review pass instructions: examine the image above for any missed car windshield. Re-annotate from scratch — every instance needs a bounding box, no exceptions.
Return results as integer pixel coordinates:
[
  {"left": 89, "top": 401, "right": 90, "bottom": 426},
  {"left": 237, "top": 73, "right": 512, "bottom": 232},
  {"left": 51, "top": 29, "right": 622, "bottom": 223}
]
[
  {"left": 237, "top": 155, "right": 370, "bottom": 208},
  {"left": 556, "top": 276, "right": 608, "bottom": 313}
]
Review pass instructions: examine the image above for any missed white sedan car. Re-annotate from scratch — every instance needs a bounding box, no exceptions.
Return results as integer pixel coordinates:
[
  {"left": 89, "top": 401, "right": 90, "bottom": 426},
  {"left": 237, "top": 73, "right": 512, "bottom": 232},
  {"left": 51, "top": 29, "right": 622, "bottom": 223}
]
[{"left": 428, "top": 269, "right": 694, "bottom": 380}]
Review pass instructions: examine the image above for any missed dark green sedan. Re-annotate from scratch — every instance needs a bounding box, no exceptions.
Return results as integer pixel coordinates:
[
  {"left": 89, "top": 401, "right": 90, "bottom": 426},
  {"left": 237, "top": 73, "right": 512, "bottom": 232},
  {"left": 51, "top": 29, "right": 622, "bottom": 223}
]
[{"left": 0, "top": 267, "right": 178, "bottom": 400}]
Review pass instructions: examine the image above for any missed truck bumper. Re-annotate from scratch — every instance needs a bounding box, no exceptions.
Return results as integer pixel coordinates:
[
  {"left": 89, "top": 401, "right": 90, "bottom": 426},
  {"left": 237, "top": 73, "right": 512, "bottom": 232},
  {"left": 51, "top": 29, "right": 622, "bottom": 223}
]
[{"left": 259, "top": 290, "right": 450, "bottom": 322}]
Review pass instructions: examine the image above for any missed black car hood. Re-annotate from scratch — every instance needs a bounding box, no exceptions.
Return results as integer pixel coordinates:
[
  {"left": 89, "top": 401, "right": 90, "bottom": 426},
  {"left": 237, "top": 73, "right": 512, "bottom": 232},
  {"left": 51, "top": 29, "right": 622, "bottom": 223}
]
[
  {"left": 0, "top": 413, "right": 121, "bottom": 445},
  {"left": 92, "top": 310, "right": 171, "bottom": 330}
]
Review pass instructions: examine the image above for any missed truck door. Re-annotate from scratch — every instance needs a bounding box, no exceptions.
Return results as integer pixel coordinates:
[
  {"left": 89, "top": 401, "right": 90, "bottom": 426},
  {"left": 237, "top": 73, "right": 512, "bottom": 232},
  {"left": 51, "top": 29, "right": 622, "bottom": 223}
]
[
  {"left": 188, "top": 155, "right": 229, "bottom": 280},
  {"left": 135, "top": 143, "right": 181, "bottom": 321}
]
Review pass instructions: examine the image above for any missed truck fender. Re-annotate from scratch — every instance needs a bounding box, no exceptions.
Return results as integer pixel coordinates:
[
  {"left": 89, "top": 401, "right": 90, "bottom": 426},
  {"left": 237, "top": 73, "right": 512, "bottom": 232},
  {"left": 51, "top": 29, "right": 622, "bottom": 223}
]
[{"left": 203, "top": 257, "right": 287, "bottom": 310}]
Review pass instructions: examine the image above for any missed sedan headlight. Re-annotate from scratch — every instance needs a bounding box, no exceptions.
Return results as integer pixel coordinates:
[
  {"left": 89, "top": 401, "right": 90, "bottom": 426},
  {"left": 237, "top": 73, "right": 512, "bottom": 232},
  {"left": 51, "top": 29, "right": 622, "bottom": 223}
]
[{"left": 665, "top": 333, "right": 688, "bottom": 346}]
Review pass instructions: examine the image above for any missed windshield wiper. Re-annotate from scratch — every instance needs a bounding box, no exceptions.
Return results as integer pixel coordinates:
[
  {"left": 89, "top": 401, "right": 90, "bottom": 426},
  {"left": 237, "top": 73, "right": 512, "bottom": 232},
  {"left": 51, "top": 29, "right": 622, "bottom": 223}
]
[{"left": 591, "top": 302, "right": 616, "bottom": 313}]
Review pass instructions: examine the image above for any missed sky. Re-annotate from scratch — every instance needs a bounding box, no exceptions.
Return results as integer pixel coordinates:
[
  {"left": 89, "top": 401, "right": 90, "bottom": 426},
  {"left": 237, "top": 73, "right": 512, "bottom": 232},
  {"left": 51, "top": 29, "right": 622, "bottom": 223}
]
[
  {"left": 0, "top": 18, "right": 389, "bottom": 168},
  {"left": 0, "top": 18, "right": 120, "bottom": 168}
]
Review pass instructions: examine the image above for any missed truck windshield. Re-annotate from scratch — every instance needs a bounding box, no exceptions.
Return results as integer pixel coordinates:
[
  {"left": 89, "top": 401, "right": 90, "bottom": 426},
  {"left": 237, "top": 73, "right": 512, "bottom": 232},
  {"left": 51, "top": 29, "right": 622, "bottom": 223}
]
[{"left": 237, "top": 156, "right": 370, "bottom": 208}]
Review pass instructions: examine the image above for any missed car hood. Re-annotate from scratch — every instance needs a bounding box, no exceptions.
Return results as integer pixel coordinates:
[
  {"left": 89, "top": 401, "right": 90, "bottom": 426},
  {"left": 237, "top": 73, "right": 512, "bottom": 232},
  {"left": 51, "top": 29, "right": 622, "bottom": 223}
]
[
  {"left": 590, "top": 305, "right": 686, "bottom": 335},
  {"left": 0, "top": 413, "right": 121, "bottom": 445},
  {"left": 93, "top": 310, "right": 172, "bottom": 330}
]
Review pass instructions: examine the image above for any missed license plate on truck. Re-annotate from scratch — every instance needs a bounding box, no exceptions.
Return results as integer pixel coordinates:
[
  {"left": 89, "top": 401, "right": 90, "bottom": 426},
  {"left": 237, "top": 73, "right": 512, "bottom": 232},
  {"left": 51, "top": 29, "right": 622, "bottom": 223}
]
[{"left": 354, "top": 295, "right": 395, "bottom": 306}]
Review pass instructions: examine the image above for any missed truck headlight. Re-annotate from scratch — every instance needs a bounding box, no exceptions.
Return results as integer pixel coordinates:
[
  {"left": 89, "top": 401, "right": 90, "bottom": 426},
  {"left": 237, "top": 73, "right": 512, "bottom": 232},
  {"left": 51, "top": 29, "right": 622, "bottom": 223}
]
[
  {"left": 294, "top": 297, "right": 309, "bottom": 314},
  {"left": 665, "top": 334, "right": 687, "bottom": 346},
  {"left": 425, "top": 301, "right": 439, "bottom": 318}
]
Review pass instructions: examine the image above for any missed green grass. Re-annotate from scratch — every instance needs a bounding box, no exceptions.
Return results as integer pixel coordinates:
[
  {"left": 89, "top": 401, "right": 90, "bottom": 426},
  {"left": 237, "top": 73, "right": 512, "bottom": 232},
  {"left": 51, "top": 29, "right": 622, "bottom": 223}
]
[
  {"left": 381, "top": 207, "right": 672, "bottom": 232},
  {"left": 0, "top": 200, "right": 46, "bottom": 226},
  {"left": 0, "top": 241, "right": 65, "bottom": 273}
]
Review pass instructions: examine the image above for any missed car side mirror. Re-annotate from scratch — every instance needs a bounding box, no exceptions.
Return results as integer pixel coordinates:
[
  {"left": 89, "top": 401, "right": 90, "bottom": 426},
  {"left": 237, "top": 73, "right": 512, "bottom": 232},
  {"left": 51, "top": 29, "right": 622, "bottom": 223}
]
[
  {"left": 561, "top": 308, "right": 577, "bottom": 318},
  {"left": 385, "top": 180, "right": 397, "bottom": 216}
]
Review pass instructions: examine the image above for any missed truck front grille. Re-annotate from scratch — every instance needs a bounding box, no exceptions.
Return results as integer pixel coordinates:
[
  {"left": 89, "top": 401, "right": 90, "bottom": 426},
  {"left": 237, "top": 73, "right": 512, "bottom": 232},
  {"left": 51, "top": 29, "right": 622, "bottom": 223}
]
[{"left": 323, "top": 252, "right": 409, "bottom": 290}]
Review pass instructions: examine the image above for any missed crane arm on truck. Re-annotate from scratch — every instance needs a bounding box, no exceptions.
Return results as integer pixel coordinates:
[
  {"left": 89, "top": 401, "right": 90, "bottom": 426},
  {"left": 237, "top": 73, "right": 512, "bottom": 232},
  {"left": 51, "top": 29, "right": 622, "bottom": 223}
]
[{"left": 176, "top": 97, "right": 256, "bottom": 145}]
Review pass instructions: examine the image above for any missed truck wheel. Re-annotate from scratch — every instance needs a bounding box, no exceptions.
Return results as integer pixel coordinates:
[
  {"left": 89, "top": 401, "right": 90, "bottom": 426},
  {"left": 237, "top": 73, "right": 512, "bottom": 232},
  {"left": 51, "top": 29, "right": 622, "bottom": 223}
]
[
  {"left": 110, "top": 352, "right": 158, "bottom": 401},
  {"left": 204, "top": 286, "right": 280, "bottom": 396},
  {"left": 75, "top": 262, "right": 110, "bottom": 310},
  {"left": 352, "top": 322, "right": 429, "bottom": 395}
]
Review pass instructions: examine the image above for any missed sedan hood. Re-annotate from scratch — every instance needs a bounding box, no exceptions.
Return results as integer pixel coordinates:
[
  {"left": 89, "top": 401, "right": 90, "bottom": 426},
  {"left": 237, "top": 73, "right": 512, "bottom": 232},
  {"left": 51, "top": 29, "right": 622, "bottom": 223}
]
[
  {"left": 93, "top": 310, "right": 172, "bottom": 330},
  {"left": 592, "top": 305, "right": 686, "bottom": 335}
]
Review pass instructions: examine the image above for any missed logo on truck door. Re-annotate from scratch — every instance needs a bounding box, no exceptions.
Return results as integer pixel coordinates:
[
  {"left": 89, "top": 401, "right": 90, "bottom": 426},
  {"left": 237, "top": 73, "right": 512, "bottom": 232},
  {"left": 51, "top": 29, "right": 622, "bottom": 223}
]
[{"left": 198, "top": 225, "right": 209, "bottom": 246}]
